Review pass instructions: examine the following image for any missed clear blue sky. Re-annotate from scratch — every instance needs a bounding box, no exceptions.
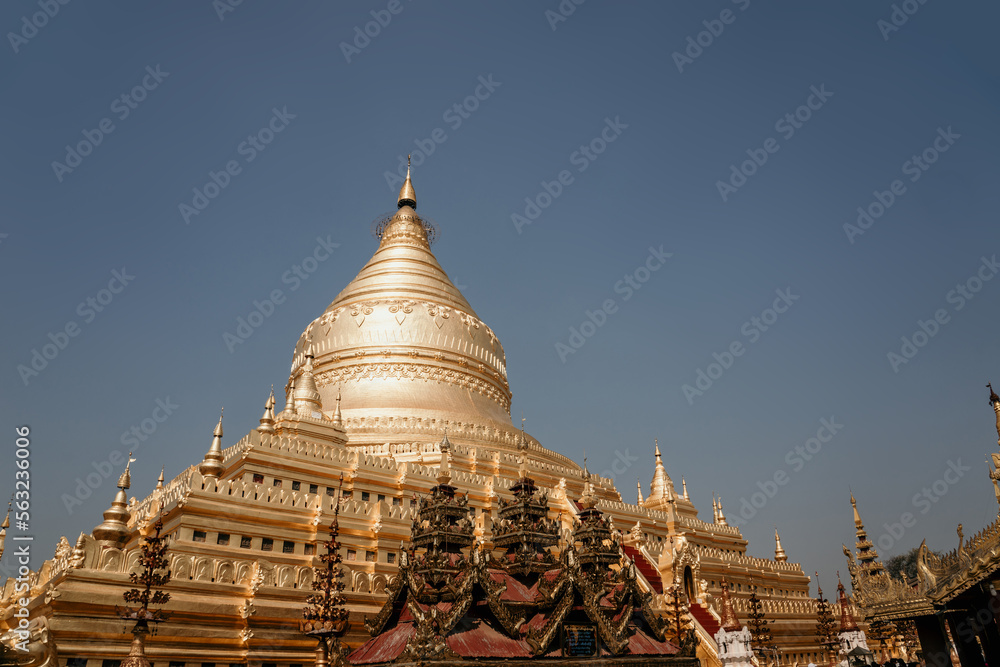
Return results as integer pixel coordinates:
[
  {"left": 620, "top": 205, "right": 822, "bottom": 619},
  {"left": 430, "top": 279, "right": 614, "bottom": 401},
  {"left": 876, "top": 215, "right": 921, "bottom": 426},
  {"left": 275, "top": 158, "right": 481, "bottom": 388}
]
[{"left": 2, "top": 1, "right": 999, "bottom": 592}]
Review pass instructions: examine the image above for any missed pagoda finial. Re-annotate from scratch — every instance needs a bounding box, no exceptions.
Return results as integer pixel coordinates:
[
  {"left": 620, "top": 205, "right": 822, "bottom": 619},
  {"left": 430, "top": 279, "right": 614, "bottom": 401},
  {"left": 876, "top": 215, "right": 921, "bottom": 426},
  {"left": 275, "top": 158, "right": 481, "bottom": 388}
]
[
  {"left": 199, "top": 410, "right": 226, "bottom": 480},
  {"left": 775, "top": 527, "right": 787, "bottom": 562},
  {"left": 712, "top": 493, "right": 719, "bottom": 523},
  {"left": 258, "top": 387, "right": 275, "bottom": 434},
  {"left": 397, "top": 154, "right": 416, "bottom": 209},
  {"left": 156, "top": 466, "right": 165, "bottom": 490},
  {"left": 93, "top": 456, "right": 135, "bottom": 546},
  {"left": 517, "top": 418, "right": 528, "bottom": 452},
  {"left": 294, "top": 336, "right": 323, "bottom": 416},
  {"left": 333, "top": 385, "right": 344, "bottom": 427},
  {"left": 681, "top": 476, "right": 689, "bottom": 500},
  {"left": 849, "top": 494, "right": 884, "bottom": 577},
  {"left": 118, "top": 452, "right": 135, "bottom": 490},
  {"left": 637, "top": 478, "right": 644, "bottom": 505},
  {"left": 648, "top": 439, "right": 671, "bottom": 502},
  {"left": 717, "top": 496, "right": 728, "bottom": 525},
  {"left": 437, "top": 433, "right": 452, "bottom": 485}
]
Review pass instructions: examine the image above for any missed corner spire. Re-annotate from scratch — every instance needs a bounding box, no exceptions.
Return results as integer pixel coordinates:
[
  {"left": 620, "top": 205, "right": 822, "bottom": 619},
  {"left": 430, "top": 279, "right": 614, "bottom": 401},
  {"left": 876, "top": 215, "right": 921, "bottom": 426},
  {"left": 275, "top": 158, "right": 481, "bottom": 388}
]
[
  {"left": 332, "top": 385, "right": 344, "bottom": 427},
  {"left": 648, "top": 439, "right": 672, "bottom": 504},
  {"left": 837, "top": 574, "right": 859, "bottom": 632},
  {"left": 156, "top": 466, "right": 165, "bottom": 490},
  {"left": 437, "top": 432, "right": 452, "bottom": 485},
  {"left": 258, "top": 386, "right": 275, "bottom": 434},
  {"left": 93, "top": 454, "right": 136, "bottom": 547},
  {"left": 397, "top": 155, "right": 416, "bottom": 210},
  {"left": 294, "top": 336, "right": 323, "bottom": 416},
  {"left": 719, "top": 578, "right": 743, "bottom": 632},
  {"left": 717, "top": 496, "right": 728, "bottom": 525},
  {"left": 681, "top": 476, "right": 689, "bottom": 500},
  {"left": 775, "top": 527, "right": 787, "bottom": 562},
  {"left": 199, "top": 409, "right": 225, "bottom": 480}
]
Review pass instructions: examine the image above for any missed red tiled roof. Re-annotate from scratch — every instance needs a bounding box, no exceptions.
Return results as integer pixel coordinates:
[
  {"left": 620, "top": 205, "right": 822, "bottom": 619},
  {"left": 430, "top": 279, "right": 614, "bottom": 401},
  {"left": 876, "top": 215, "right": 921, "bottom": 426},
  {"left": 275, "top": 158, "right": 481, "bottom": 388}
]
[
  {"left": 446, "top": 615, "right": 533, "bottom": 658},
  {"left": 349, "top": 622, "right": 415, "bottom": 665}
]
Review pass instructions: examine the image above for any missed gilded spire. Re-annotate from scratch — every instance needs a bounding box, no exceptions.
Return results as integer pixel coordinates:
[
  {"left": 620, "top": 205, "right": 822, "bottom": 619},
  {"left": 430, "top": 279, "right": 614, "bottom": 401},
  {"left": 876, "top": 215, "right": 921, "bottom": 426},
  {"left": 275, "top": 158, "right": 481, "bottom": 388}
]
[
  {"left": 850, "top": 493, "right": 884, "bottom": 577},
  {"left": 719, "top": 578, "right": 743, "bottom": 632},
  {"left": 681, "top": 476, "right": 689, "bottom": 500},
  {"left": 199, "top": 409, "right": 225, "bottom": 480},
  {"left": 156, "top": 466, "right": 164, "bottom": 490},
  {"left": 648, "top": 439, "right": 672, "bottom": 504},
  {"left": 257, "top": 386, "right": 275, "bottom": 434},
  {"left": 294, "top": 336, "right": 323, "bottom": 416},
  {"left": 717, "top": 496, "right": 728, "bottom": 526},
  {"left": 397, "top": 155, "right": 416, "bottom": 209},
  {"left": 637, "top": 478, "right": 644, "bottom": 505},
  {"left": 333, "top": 385, "right": 344, "bottom": 427},
  {"left": 118, "top": 454, "right": 133, "bottom": 490},
  {"left": 437, "top": 433, "right": 452, "bottom": 485},
  {"left": 712, "top": 494, "right": 719, "bottom": 523},
  {"left": 286, "top": 375, "right": 296, "bottom": 415},
  {"left": 775, "top": 527, "right": 787, "bottom": 562},
  {"left": 93, "top": 454, "right": 136, "bottom": 547}
]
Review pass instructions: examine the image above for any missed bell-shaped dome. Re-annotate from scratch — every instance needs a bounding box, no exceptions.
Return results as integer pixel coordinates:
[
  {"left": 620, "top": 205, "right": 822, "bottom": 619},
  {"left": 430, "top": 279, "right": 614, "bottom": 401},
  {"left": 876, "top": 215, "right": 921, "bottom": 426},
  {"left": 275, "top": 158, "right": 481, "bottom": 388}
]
[{"left": 290, "top": 169, "right": 511, "bottom": 427}]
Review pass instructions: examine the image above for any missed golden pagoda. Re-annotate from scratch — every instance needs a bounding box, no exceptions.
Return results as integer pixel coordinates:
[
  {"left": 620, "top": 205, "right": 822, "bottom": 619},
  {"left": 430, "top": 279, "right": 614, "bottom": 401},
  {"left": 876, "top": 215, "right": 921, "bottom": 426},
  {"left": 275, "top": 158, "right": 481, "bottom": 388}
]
[{"left": 0, "top": 169, "right": 826, "bottom": 666}]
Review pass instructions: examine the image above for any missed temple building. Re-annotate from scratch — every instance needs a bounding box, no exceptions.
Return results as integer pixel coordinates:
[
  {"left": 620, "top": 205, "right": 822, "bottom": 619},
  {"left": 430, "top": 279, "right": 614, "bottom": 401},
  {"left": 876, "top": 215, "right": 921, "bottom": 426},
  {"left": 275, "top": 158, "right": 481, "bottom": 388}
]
[
  {"left": 842, "top": 384, "right": 1000, "bottom": 667},
  {"left": 0, "top": 168, "right": 826, "bottom": 666},
  {"left": 350, "top": 440, "right": 696, "bottom": 665}
]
